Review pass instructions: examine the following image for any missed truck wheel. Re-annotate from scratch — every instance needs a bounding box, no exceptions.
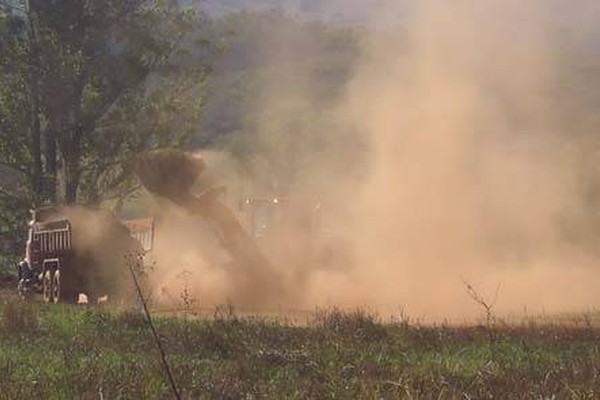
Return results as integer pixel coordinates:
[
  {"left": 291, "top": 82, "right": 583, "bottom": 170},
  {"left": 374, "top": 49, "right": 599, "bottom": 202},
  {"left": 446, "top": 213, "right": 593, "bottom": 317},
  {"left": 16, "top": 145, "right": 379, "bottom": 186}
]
[
  {"left": 17, "top": 279, "right": 28, "bottom": 300},
  {"left": 42, "top": 270, "right": 53, "bottom": 303},
  {"left": 51, "top": 270, "right": 61, "bottom": 304}
]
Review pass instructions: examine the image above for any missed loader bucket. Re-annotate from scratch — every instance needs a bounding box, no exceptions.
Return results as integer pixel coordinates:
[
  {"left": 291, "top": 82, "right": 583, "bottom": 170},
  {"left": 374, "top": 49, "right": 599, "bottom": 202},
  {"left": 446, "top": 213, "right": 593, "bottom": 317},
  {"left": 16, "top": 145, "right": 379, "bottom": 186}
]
[
  {"left": 134, "top": 149, "right": 205, "bottom": 204},
  {"left": 133, "top": 149, "right": 283, "bottom": 304}
]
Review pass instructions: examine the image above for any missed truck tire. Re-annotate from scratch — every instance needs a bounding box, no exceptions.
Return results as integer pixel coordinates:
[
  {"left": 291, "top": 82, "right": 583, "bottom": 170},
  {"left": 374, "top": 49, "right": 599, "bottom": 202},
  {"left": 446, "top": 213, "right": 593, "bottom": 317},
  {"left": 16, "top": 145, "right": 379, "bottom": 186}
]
[
  {"left": 50, "top": 270, "right": 78, "bottom": 304},
  {"left": 42, "top": 270, "right": 53, "bottom": 303},
  {"left": 17, "top": 279, "right": 29, "bottom": 300},
  {"left": 51, "top": 270, "right": 60, "bottom": 304}
]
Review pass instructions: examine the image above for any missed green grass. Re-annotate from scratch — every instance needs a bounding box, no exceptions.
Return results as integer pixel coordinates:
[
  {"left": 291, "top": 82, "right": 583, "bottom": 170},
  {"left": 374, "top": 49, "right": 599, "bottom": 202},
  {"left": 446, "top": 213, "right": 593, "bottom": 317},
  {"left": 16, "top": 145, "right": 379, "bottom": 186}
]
[{"left": 1, "top": 302, "right": 600, "bottom": 399}]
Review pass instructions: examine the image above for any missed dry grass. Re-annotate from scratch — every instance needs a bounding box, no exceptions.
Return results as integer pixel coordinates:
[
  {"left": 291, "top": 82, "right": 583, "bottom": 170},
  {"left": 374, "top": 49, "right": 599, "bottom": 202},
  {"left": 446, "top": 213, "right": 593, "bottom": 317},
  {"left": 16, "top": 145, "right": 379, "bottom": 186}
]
[
  {"left": 1, "top": 302, "right": 600, "bottom": 398},
  {"left": 1, "top": 300, "right": 38, "bottom": 333}
]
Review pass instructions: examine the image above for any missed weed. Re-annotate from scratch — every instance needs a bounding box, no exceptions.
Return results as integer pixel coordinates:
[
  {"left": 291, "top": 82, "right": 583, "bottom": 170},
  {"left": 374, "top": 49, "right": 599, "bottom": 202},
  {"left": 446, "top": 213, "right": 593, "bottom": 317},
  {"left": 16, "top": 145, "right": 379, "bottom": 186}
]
[
  {"left": 178, "top": 269, "right": 196, "bottom": 321},
  {"left": 462, "top": 279, "right": 501, "bottom": 329},
  {"left": 125, "top": 251, "right": 181, "bottom": 399}
]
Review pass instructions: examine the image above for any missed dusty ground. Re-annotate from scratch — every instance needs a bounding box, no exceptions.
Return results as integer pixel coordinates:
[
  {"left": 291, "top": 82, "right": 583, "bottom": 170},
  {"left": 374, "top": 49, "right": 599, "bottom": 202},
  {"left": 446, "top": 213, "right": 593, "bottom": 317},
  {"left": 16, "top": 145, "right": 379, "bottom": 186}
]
[{"left": 2, "top": 270, "right": 599, "bottom": 328}]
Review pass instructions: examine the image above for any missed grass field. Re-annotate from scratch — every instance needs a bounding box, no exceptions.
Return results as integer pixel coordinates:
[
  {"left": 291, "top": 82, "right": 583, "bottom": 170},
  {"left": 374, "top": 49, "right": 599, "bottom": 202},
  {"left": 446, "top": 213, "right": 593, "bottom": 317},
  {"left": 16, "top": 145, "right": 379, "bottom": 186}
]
[{"left": 1, "top": 297, "right": 600, "bottom": 399}]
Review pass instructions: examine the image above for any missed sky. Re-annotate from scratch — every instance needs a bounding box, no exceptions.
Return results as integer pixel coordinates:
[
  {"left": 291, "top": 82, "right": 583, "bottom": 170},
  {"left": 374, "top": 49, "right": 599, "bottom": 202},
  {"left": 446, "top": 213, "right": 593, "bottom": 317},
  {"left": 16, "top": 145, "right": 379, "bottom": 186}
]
[{"left": 193, "top": 0, "right": 600, "bottom": 33}]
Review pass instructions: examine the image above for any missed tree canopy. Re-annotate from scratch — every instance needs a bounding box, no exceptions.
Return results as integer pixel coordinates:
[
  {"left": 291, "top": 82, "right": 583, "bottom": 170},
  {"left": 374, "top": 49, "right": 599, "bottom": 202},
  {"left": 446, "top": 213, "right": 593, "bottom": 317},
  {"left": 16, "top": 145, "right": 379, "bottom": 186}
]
[
  {"left": 1, "top": 0, "right": 210, "bottom": 198},
  {"left": 0, "top": 0, "right": 210, "bottom": 250}
]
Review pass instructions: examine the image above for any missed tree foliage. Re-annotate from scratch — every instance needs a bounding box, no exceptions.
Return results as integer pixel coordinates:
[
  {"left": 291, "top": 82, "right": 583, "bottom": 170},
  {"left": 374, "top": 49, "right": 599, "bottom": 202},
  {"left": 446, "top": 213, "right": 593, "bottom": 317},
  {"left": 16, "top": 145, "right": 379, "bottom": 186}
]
[{"left": 0, "top": 0, "right": 210, "bottom": 253}]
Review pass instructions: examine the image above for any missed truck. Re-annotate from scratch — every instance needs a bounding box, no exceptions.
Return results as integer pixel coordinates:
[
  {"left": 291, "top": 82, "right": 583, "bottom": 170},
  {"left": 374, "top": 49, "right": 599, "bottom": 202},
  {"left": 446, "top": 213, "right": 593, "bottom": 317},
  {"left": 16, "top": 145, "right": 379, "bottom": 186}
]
[
  {"left": 240, "top": 195, "right": 354, "bottom": 270},
  {"left": 122, "top": 217, "right": 155, "bottom": 254},
  {"left": 17, "top": 206, "right": 144, "bottom": 304}
]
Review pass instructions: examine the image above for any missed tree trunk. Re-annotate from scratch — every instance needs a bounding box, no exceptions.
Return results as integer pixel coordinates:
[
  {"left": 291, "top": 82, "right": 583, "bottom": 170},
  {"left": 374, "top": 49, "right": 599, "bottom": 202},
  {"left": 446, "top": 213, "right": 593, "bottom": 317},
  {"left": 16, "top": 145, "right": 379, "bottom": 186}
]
[
  {"left": 30, "top": 85, "right": 43, "bottom": 200},
  {"left": 64, "top": 156, "right": 80, "bottom": 205},
  {"left": 27, "top": 0, "right": 43, "bottom": 203},
  {"left": 43, "top": 129, "right": 57, "bottom": 202},
  {"left": 62, "top": 129, "right": 82, "bottom": 205}
]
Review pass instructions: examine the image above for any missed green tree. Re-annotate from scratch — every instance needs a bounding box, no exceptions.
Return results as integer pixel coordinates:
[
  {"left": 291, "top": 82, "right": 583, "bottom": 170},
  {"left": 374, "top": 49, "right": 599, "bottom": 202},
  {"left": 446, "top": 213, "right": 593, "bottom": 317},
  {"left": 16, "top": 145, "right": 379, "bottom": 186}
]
[
  {"left": 0, "top": 0, "right": 209, "bottom": 205},
  {"left": 0, "top": 0, "right": 209, "bottom": 255}
]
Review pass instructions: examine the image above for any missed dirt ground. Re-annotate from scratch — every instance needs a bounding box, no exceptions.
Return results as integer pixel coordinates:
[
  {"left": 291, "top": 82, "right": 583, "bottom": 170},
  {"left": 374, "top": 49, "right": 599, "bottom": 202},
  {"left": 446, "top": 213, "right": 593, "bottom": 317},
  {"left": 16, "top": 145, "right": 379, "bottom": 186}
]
[{"left": 2, "top": 270, "right": 598, "bottom": 327}]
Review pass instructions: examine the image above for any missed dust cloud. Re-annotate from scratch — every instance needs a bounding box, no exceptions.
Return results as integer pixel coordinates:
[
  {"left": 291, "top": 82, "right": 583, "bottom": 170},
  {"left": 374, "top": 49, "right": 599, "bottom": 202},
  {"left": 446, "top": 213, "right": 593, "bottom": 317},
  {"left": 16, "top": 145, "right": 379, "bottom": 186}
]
[
  {"left": 149, "top": 0, "right": 600, "bottom": 321},
  {"left": 327, "top": 0, "right": 600, "bottom": 320},
  {"left": 144, "top": 202, "right": 234, "bottom": 307}
]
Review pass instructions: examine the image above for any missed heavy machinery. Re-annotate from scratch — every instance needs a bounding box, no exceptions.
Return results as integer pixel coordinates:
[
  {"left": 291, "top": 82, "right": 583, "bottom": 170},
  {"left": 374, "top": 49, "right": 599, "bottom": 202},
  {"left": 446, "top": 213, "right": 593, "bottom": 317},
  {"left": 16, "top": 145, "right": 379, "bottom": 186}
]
[
  {"left": 241, "top": 196, "right": 319, "bottom": 240},
  {"left": 17, "top": 206, "right": 143, "bottom": 303},
  {"left": 122, "top": 217, "right": 155, "bottom": 254},
  {"left": 16, "top": 150, "right": 347, "bottom": 305},
  {"left": 240, "top": 195, "right": 354, "bottom": 270},
  {"left": 133, "top": 149, "right": 284, "bottom": 304}
]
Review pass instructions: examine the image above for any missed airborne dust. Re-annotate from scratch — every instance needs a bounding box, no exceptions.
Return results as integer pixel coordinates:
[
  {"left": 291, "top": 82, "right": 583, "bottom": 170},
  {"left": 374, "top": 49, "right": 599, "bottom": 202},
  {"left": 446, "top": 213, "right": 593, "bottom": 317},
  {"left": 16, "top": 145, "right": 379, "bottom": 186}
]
[{"left": 145, "top": 0, "right": 600, "bottom": 321}]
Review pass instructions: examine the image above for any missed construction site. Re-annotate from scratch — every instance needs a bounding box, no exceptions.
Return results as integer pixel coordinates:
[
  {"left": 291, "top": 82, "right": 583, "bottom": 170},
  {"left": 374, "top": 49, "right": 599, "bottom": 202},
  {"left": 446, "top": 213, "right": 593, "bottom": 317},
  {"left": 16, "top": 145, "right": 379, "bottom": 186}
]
[
  {"left": 2, "top": 0, "right": 600, "bottom": 397},
  {"left": 14, "top": 148, "right": 353, "bottom": 316}
]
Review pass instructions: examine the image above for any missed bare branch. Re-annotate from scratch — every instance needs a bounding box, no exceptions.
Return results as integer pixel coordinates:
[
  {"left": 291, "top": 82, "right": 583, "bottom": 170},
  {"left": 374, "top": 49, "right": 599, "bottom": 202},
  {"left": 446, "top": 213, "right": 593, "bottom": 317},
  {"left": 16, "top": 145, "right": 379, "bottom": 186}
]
[{"left": 461, "top": 278, "right": 501, "bottom": 327}]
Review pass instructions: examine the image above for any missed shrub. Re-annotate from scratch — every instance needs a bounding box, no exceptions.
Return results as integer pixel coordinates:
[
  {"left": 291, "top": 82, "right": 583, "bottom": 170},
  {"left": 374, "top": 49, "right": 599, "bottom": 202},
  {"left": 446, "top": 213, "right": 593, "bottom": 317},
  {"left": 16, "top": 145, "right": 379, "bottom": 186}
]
[{"left": 312, "top": 307, "right": 387, "bottom": 340}]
